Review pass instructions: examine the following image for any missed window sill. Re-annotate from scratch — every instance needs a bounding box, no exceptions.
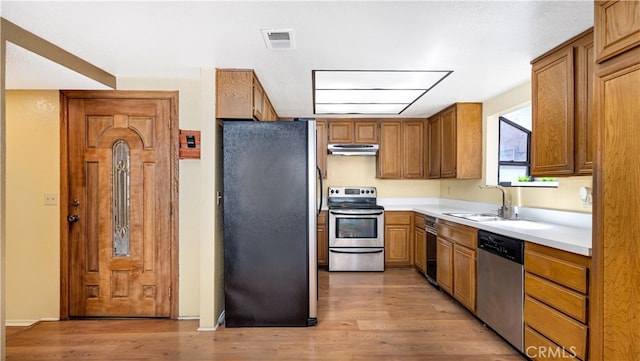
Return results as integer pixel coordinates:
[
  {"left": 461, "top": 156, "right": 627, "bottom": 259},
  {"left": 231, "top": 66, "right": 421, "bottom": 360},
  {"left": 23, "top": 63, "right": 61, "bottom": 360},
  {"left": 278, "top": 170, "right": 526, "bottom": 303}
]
[{"left": 499, "top": 181, "right": 559, "bottom": 188}]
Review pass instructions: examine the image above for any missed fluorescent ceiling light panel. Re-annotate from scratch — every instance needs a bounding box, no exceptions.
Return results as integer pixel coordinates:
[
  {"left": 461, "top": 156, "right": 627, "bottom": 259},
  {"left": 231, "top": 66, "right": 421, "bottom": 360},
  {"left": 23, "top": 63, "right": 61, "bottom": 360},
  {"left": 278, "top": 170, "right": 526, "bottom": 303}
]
[
  {"left": 315, "top": 71, "right": 448, "bottom": 89},
  {"left": 313, "top": 70, "right": 452, "bottom": 115},
  {"left": 315, "top": 103, "right": 408, "bottom": 115},
  {"left": 315, "top": 89, "right": 424, "bottom": 103}
]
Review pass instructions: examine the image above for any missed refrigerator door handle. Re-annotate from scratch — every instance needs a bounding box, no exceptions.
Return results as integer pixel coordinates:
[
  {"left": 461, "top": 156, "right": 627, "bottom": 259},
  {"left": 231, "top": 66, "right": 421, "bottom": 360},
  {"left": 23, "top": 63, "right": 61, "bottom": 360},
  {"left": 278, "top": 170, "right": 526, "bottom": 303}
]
[{"left": 317, "top": 166, "right": 323, "bottom": 216}]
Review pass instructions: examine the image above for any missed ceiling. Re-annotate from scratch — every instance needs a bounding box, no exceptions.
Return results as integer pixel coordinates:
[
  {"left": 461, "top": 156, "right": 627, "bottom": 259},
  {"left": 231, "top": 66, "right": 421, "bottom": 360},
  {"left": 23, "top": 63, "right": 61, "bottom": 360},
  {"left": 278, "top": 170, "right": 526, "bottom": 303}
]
[{"left": 1, "top": 1, "right": 594, "bottom": 118}]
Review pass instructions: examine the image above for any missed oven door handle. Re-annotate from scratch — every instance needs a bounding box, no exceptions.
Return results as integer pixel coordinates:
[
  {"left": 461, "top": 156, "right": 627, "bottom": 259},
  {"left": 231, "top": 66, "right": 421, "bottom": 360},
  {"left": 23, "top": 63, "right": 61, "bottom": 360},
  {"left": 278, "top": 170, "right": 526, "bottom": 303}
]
[
  {"left": 329, "top": 249, "right": 384, "bottom": 254},
  {"left": 329, "top": 211, "right": 384, "bottom": 216}
]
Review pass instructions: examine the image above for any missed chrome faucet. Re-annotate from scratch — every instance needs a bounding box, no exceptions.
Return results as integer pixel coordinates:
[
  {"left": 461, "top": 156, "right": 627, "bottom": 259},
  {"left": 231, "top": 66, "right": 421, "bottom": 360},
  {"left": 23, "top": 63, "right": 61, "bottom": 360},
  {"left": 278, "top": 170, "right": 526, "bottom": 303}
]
[{"left": 479, "top": 185, "right": 520, "bottom": 219}]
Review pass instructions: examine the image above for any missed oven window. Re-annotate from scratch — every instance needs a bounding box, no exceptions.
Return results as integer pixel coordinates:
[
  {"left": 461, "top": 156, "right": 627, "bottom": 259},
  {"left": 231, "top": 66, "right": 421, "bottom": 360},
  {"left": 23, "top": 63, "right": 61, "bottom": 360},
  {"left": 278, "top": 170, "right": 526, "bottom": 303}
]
[{"left": 335, "top": 218, "right": 377, "bottom": 238}]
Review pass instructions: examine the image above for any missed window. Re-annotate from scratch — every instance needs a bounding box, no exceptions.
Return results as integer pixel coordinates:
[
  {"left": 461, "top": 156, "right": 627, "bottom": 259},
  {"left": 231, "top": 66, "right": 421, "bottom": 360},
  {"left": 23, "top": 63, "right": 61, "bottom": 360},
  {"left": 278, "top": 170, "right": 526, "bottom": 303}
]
[{"left": 498, "top": 107, "right": 531, "bottom": 185}]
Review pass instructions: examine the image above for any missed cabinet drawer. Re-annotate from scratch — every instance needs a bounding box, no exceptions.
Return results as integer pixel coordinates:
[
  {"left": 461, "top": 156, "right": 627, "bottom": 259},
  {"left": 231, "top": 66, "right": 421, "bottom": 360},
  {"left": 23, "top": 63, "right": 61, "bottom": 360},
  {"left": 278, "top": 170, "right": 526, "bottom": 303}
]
[
  {"left": 437, "top": 220, "right": 477, "bottom": 249},
  {"left": 525, "top": 273, "right": 587, "bottom": 323},
  {"left": 525, "top": 326, "right": 580, "bottom": 361},
  {"left": 525, "top": 250, "right": 588, "bottom": 294},
  {"left": 385, "top": 212, "right": 412, "bottom": 225},
  {"left": 524, "top": 296, "right": 587, "bottom": 360}
]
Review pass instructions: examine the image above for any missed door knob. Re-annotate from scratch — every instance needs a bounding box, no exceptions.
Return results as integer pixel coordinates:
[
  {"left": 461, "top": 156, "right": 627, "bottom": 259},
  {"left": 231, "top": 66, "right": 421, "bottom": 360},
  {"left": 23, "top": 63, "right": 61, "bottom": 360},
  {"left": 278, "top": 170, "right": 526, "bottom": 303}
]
[{"left": 67, "top": 214, "right": 80, "bottom": 223}]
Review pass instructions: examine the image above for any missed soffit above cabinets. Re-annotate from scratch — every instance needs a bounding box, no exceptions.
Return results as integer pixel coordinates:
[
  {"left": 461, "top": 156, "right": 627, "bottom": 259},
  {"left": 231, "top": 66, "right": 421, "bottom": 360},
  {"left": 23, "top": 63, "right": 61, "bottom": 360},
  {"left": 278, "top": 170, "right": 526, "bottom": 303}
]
[{"left": 313, "top": 70, "right": 452, "bottom": 115}]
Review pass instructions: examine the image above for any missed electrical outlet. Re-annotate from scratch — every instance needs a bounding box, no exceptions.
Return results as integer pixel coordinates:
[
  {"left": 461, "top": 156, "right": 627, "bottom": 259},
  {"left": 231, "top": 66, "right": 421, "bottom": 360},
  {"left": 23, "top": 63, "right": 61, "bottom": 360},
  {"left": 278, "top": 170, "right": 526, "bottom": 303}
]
[{"left": 44, "top": 192, "right": 58, "bottom": 205}]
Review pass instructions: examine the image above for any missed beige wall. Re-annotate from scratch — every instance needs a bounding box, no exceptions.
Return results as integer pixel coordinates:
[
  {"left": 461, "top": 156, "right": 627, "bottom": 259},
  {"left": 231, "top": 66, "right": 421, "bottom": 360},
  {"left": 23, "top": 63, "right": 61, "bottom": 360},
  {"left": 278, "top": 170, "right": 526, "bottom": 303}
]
[
  {"left": 325, "top": 146, "right": 441, "bottom": 198},
  {"left": 5, "top": 90, "right": 60, "bottom": 324}
]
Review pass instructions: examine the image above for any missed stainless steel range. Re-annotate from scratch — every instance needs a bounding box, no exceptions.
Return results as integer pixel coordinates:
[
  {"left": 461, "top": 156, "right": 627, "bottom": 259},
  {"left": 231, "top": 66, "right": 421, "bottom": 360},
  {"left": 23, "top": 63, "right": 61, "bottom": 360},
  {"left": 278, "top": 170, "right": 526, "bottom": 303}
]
[{"left": 327, "top": 186, "right": 384, "bottom": 272}]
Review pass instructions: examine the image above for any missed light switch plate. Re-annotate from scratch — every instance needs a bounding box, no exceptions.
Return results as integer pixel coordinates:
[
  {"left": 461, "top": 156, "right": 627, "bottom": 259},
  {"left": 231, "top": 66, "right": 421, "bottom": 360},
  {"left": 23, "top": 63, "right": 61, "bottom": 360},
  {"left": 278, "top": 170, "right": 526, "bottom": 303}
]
[{"left": 44, "top": 192, "right": 58, "bottom": 205}]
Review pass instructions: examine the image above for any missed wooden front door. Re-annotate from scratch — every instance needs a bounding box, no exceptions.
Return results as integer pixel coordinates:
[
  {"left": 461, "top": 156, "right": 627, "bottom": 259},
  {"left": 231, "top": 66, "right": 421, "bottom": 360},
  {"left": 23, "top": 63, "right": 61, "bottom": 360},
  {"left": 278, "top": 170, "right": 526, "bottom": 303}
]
[{"left": 61, "top": 91, "right": 178, "bottom": 318}]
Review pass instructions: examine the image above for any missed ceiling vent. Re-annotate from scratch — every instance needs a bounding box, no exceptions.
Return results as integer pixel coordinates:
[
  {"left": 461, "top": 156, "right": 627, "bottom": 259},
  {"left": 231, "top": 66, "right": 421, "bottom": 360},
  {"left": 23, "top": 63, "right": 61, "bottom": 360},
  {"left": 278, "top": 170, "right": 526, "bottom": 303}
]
[{"left": 261, "top": 29, "right": 296, "bottom": 50}]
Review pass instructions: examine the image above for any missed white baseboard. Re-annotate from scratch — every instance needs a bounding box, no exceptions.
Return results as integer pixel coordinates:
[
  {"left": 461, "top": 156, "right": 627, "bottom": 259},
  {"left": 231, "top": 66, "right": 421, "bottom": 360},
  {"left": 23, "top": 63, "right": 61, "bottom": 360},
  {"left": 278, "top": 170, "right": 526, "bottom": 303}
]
[
  {"left": 177, "top": 316, "right": 199, "bottom": 321},
  {"left": 6, "top": 317, "right": 59, "bottom": 327}
]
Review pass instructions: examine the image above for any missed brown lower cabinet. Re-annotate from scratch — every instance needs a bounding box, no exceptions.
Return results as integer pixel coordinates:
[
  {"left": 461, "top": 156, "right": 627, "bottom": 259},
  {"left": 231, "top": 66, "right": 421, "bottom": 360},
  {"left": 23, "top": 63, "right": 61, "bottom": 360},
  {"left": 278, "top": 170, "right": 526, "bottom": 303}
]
[
  {"left": 524, "top": 242, "right": 590, "bottom": 360},
  {"left": 384, "top": 211, "right": 413, "bottom": 266},
  {"left": 436, "top": 220, "right": 477, "bottom": 313},
  {"left": 317, "top": 211, "right": 327, "bottom": 266}
]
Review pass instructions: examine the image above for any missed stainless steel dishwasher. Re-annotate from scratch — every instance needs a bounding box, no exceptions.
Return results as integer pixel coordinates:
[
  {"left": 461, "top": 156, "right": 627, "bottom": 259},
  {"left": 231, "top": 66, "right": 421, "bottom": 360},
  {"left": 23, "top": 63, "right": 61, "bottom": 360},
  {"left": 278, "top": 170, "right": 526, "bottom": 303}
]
[{"left": 476, "top": 229, "right": 524, "bottom": 352}]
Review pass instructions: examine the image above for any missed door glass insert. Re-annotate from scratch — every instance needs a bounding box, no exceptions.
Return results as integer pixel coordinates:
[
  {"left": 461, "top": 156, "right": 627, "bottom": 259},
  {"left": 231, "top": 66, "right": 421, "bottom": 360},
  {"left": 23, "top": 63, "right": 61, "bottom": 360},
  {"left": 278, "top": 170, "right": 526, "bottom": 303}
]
[{"left": 113, "top": 140, "right": 131, "bottom": 257}]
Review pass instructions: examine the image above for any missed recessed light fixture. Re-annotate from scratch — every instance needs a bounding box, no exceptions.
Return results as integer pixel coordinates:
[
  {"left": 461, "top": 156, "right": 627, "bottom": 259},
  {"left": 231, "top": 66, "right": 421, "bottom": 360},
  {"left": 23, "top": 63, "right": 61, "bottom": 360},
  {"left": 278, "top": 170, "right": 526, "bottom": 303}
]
[
  {"left": 261, "top": 29, "right": 296, "bottom": 50},
  {"left": 312, "top": 70, "right": 453, "bottom": 115}
]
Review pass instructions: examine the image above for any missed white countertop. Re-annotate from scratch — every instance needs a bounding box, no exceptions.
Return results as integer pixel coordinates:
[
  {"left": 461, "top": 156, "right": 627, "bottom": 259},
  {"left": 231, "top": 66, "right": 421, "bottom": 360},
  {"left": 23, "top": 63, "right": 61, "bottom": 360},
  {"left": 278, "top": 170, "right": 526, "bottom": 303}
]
[{"left": 378, "top": 198, "right": 592, "bottom": 257}]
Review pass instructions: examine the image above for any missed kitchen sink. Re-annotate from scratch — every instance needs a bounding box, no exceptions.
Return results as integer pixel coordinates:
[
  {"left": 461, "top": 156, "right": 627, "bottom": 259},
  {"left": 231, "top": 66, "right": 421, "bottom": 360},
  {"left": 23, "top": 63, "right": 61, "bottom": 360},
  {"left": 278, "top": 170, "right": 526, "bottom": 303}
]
[
  {"left": 444, "top": 213, "right": 550, "bottom": 229},
  {"left": 444, "top": 212, "right": 503, "bottom": 222}
]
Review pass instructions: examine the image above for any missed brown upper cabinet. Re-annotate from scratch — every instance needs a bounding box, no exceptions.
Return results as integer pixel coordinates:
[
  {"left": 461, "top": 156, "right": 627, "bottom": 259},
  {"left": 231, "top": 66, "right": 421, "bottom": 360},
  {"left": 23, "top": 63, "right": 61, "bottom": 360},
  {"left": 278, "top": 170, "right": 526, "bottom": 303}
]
[
  {"left": 316, "top": 120, "right": 328, "bottom": 179},
  {"left": 328, "top": 119, "right": 378, "bottom": 144},
  {"left": 531, "top": 29, "right": 593, "bottom": 176},
  {"left": 216, "top": 69, "right": 278, "bottom": 121},
  {"left": 595, "top": 1, "right": 640, "bottom": 63},
  {"left": 428, "top": 103, "right": 482, "bottom": 179},
  {"left": 377, "top": 119, "right": 427, "bottom": 179}
]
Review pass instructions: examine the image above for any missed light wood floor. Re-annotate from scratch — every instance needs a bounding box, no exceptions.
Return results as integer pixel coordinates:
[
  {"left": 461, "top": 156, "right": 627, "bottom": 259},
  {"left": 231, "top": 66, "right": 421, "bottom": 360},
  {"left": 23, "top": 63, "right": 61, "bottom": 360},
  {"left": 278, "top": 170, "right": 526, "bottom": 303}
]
[{"left": 6, "top": 268, "right": 525, "bottom": 360}]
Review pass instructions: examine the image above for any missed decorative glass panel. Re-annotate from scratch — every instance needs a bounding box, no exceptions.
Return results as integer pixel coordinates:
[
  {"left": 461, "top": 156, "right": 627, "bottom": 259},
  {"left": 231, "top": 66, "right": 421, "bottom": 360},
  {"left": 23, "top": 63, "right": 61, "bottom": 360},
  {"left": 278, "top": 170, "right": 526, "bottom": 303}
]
[{"left": 113, "top": 140, "right": 131, "bottom": 257}]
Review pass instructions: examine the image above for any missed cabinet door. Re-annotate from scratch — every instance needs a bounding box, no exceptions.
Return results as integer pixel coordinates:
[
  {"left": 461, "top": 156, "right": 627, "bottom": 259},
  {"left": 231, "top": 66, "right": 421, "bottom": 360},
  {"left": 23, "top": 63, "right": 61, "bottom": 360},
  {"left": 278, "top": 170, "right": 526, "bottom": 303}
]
[
  {"left": 427, "top": 116, "right": 441, "bottom": 178},
  {"left": 575, "top": 40, "right": 594, "bottom": 174},
  {"left": 328, "top": 120, "right": 353, "bottom": 143},
  {"left": 263, "top": 96, "right": 277, "bottom": 121},
  {"left": 436, "top": 238, "right": 453, "bottom": 294},
  {"left": 215, "top": 69, "right": 253, "bottom": 119},
  {"left": 317, "top": 211, "right": 328, "bottom": 266},
  {"left": 531, "top": 47, "right": 575, "bottom": 176},
  {"left": 453, "top": 244, "right": 476, "bottom": 312},
  {"left": 594, "top": 46, "right": 640, "bottom": 361},
  {"left": 377, "top": 121, "right": 403, "bottom": 179},
  {"left": 595, "top": 1, "right": 640, "bottom": 63},
  {"left": 414, "top": 226, "right": 426, "bottom": 273},
  {"left": 403, "top": 120, "right": 426, "bottom": 179},
  {"left": 440, "top": 108, "right": 457, "bottom": 178},
  {"left": 252, "top": 78, "right": 265, "bottom": 121},
  {"left": 354, "top": 121, "right": 378, "bottom": 144},
  {"left": 316, "top": 120, "right": 328, "bottom": 178},
  {"left": 385, "top": 224, "right": 412, "bottom": 266}
]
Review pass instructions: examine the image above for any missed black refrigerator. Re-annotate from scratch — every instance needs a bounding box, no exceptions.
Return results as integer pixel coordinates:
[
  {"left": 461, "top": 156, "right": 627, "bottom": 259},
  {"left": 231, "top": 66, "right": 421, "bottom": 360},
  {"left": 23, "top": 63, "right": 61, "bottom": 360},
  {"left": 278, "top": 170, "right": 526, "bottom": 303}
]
[{"left": 223, "top": 120, "right": 318, "bottom": 327}]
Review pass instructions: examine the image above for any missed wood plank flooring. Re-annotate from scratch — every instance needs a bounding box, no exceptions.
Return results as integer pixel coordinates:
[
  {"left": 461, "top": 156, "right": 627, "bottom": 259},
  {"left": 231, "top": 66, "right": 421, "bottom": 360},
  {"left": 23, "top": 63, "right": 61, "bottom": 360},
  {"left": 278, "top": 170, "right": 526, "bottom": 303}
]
[{"left": 6, "top": 268, "right": 525, "bottom": 360}]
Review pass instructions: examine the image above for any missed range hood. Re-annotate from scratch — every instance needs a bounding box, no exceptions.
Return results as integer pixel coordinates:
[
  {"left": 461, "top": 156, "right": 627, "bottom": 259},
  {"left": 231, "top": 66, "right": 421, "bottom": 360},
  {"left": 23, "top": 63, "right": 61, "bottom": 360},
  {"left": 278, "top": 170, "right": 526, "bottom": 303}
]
[{"left": 328, "top": 144, "right": 379, "bottom": 156}]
